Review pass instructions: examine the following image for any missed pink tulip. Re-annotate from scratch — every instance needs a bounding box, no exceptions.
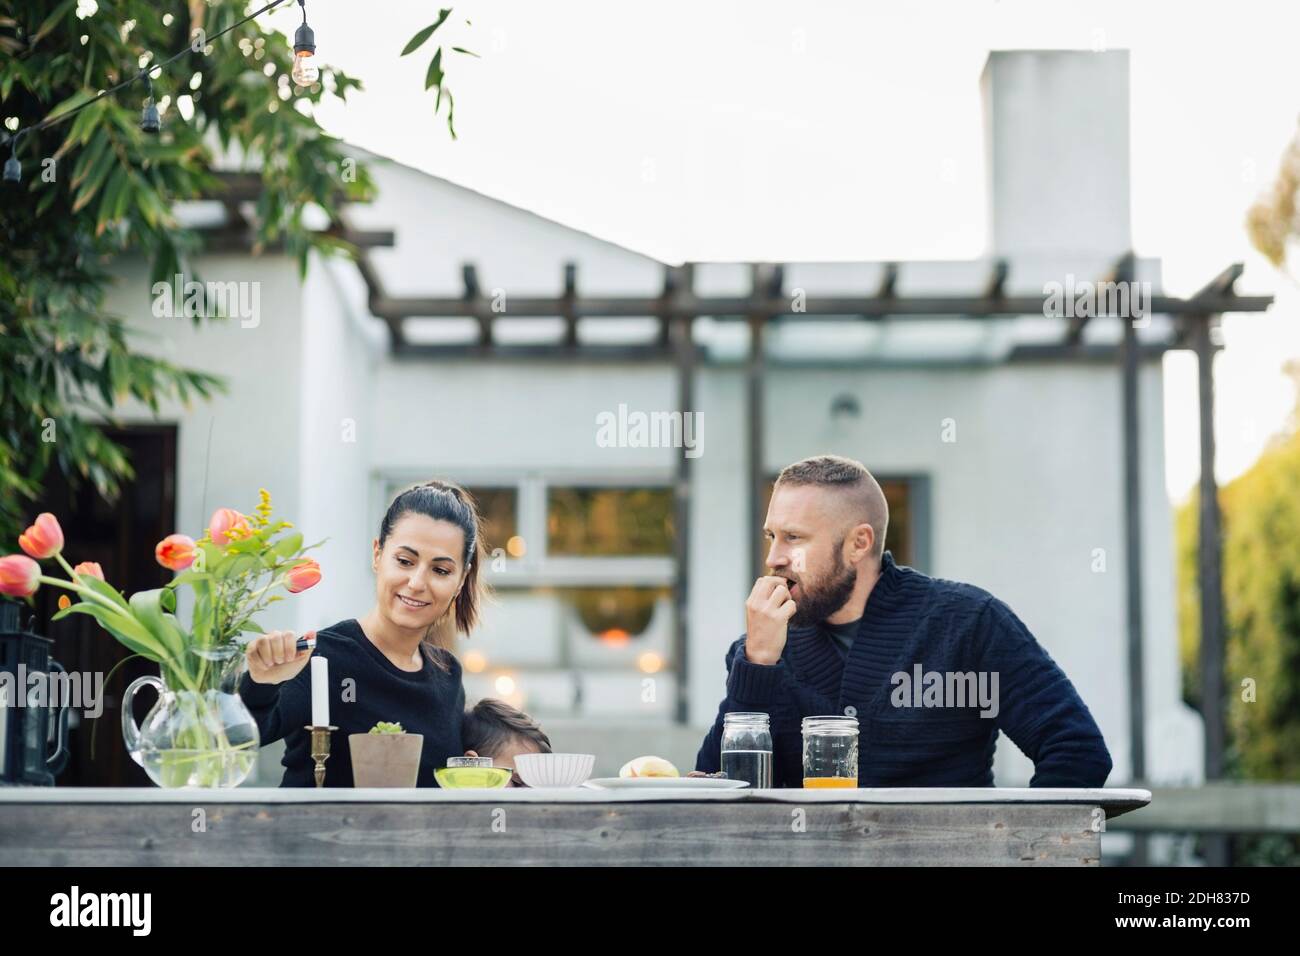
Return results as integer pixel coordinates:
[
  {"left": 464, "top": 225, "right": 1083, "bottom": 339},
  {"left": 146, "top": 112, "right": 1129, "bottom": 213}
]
[
  {"left": 73, "top": 561, "right": 105, "bottom": 581},
  {"left": 18, "top": 513, "right": 64, "bottom": 560},
  {"left": 0, "top": 554, "right": 41, "bottom": 597},
  {"left": 286, "top": 558, "right": 322, "bottom": 594},
  {"left": 155, "top": 534, "right": 197, "bottom": 571},
  {"left": 209, "top": 508, "right": 251, "bottom": 546}
]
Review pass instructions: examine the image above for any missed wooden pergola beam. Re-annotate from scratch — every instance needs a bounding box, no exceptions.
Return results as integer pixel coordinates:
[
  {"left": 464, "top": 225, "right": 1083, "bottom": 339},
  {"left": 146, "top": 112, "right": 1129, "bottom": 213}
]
[
  {"left": 365, "top": 291, "right": 1270, "bottom": 321},
  {"left": 878, "top": 261, "right": 899, "bottom": 299},
  {"left": 1066, "top": 250, "right": 1136, "bottom": 345},
  {"left": 561, "top": 261, "right": 578, "bottom": 347},
  {"left": 386, "top": 341, "right": 1182, "bottom": 365},
  {"left": 1174, "top": 263, "right": 1245, "bottom": 347},
  {"left": 460, "top": 263, "right": 491, "bottom": 346},
  {"left": 194, "top": 223, "right": 394, "bottom": 254},
  {"left": 199, "top": 170, "right": 360, "bottom": 206}
]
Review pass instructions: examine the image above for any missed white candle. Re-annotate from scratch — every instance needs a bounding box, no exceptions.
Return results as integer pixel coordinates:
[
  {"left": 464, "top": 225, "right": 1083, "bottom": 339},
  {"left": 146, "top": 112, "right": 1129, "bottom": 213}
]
[{"left": 310, "top": 656, "right": 329, "bottom": 728}]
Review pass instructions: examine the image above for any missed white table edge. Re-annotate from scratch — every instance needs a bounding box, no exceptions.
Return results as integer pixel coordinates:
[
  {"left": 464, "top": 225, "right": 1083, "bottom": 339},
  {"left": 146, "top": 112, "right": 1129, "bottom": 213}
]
[{"left": 0, "top": 786, "right": 1153, "bottom": 817}]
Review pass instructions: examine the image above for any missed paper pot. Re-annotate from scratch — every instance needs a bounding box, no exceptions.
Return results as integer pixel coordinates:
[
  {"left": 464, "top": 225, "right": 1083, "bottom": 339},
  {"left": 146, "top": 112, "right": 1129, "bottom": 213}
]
[{"left": 348, "top": 733, "right": 425, "bottom": 787}]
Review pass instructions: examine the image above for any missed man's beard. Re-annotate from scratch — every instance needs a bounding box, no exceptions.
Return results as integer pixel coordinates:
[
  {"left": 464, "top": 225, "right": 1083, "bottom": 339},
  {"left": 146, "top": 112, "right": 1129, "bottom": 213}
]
[{"left": 789, "top": 556, "right": 857, "bottom": 629}]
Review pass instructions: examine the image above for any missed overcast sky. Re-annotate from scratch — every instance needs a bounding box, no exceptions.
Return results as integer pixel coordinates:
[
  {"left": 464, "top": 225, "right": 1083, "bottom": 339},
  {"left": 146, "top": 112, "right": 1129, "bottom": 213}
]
[{"left": 278, "top": 0, "right": 1300, "bottom": 502}]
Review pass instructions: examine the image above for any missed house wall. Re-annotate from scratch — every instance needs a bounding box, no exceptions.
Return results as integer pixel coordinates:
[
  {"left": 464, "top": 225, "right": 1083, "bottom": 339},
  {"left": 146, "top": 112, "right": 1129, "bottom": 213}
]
[
  {"left": 358, "top": 352, "right": 1195, "bottom": 785},
  {"left": 98, "top": 248, "right": 1198, "bottom": 787},
  {"left": 88, "top": 46, "right": 1199, "bottom": 788},
  {"left": 102, "top": 254, "right": 307, "bottom": 639}
]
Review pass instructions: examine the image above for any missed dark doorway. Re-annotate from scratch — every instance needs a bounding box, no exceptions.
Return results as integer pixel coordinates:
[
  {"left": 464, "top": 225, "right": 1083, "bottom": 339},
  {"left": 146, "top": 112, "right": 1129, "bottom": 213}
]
[{"left": 31, "top": 426, "right": 177, "bottom": 786}]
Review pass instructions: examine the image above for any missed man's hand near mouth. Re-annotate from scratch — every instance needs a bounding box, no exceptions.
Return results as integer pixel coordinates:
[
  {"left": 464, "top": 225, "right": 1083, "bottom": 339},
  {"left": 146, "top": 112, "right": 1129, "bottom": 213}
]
[{"left": 744, "top": 575, "right": 798, "bottom": 665}]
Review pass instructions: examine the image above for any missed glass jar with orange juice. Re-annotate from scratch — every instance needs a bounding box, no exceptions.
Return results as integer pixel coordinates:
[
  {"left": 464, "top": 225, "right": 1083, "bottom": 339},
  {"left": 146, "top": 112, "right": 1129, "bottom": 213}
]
[{"left": 801, "top": 715, "right": 858, "bottom": 788}]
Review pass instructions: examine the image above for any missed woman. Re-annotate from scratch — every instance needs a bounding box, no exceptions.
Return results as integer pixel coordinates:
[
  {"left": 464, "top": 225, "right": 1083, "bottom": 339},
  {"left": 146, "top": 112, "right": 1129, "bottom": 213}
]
[{"left": 238, "top": 480, "right": 486, "bottom": 787}]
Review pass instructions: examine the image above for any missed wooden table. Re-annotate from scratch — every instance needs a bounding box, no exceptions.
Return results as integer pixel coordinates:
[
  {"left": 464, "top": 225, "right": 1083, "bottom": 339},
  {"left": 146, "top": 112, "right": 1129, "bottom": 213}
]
[{"left": 0, "top": 786, "right": 1151, "bottom": 866}]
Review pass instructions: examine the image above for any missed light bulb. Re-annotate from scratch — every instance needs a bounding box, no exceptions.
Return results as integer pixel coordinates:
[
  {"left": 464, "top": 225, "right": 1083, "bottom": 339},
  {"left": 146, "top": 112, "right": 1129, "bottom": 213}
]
[
  {"left": 292, "top": 13, "right": 318, "bottom": 88},
  {"left": 291, "top": 52, "right": 318, "bottom": 87},
  {"left": 140, "top": 101, "right": 161, "bottom": 133}
]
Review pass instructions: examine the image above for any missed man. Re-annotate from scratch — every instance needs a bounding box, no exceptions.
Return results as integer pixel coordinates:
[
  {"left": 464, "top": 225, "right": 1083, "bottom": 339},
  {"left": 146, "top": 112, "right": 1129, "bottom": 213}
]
[{"left": 695, "top": 454, "right": 1113, "bottom": 788}]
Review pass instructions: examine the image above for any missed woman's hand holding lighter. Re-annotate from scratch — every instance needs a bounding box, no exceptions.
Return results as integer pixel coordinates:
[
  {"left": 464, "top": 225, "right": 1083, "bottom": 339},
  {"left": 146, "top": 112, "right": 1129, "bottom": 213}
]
[{"left": 245, "top": 630, "right": 316, "bottom": 685}]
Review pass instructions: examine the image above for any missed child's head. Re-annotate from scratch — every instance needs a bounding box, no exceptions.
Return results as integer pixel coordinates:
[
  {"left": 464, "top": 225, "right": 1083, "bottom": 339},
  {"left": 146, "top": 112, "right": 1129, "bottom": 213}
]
[{"left": 462, "top": 698, "right": 551, "bottom": 786}]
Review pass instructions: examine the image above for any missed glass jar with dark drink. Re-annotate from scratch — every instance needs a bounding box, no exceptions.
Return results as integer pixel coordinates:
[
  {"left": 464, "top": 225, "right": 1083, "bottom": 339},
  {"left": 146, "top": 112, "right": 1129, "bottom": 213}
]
[{"left": 721, "top": 712, "right": 772, "bottom": 788}]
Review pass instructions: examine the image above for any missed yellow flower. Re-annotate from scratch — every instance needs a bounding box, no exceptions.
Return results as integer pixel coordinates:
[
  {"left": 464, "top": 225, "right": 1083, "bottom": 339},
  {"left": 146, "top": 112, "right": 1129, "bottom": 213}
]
[{"left": 254, "top": 488, "right": 273, "bottom": 527}]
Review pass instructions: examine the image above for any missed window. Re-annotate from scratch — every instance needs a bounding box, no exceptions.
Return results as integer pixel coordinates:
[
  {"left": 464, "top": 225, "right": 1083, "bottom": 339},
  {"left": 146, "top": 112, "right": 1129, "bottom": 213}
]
[
  {"left": 546, "top": 487, "right": 674, "bottom": 556},
  {"left": 379, "top": 474, "right": 677, "bottom": 721},
  {"left": 465, "top": 486, "right": 520, "bottom": 556},
  {"left": 757, "top": 475, "right": 926, "bottom": 571},
  {"left": 567, "top": 585, "right": 668, "bottom": 642}
]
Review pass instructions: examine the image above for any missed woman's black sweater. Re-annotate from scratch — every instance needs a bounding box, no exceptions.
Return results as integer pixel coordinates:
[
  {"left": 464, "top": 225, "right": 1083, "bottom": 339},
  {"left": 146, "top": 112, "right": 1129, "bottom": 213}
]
[{"left": 237, "top": 618, "right": 465, "bottom": 787}]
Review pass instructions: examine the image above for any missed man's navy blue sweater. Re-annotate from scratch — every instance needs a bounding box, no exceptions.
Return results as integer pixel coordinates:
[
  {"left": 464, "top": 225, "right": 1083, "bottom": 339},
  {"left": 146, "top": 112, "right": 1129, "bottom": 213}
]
[{"left": 695, "top": 551, "right": 1113, "bottom": 788}]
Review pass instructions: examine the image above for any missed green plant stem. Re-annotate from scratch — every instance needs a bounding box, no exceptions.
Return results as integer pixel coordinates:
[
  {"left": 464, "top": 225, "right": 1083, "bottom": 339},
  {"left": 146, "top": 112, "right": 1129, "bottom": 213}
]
[{"left": 36, "top": 573, "right": 122, "bottom": 614}]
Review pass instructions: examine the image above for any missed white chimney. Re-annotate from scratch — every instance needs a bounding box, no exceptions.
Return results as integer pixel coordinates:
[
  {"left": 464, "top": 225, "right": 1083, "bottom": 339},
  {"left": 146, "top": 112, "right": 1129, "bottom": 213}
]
[{"left": 982, "top": 50, "right": 1132, "bottom": 257}]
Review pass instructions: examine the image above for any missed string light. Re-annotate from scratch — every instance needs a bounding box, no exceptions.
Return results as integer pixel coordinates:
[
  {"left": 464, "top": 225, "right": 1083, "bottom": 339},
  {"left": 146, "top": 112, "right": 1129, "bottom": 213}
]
[
  {"left": 3, "top": 0, "right": 310, "bottom": 185},
  {"left": 291, "top": 0, "right": 318, "bottom": 88},
  {"left": 2, "top": 131, "right": 23, "bottom": 184},
  {"left": 139, "top": 67, "right": 161, "bottom": 134}
]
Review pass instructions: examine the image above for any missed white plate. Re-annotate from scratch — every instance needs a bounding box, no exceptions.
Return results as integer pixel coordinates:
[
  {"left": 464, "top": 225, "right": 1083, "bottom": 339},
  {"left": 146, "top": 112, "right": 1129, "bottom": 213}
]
[{"left": 583, "top": 777, "right": 749, "bottom": 790}]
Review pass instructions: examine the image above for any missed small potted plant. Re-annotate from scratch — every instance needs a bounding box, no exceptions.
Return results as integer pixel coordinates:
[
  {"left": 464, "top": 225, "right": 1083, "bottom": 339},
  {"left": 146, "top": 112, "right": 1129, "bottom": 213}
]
[{"left": 349, "top": 721, "right": 424, "bottom": 788}]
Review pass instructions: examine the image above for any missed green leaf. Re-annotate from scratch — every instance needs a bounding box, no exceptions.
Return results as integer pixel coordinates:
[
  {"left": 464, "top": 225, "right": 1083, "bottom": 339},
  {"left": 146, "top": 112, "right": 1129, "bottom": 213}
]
[
  {"left": 35, "top": 187, "right": 59, "bottom": 217},
  {"left": 72, "top": 146, "right": 115, "bottom": 214},
  {"left": 69, "top": 131, "right": 109, "bottom": 190},
  {"left": 97, "top": 166, "right": 128, "bottom": 233},
  {"left": 444, "top": 89, "right": 457, "bottom": 139},
  {"left": 424, "top": 48, "right": 444, "bottom": 91},
  {"left": 52, "top": 601, "right": 167, "bottom": 662},
  {"left": 401, "top": 9, "right": 452, "bottom": 56},
  {"left": 129, "top": 588, "right": 188, "bottom": 663},
  {"left": 31, "top": 0, "right": 75, "bottom": 46},
  {"left": 191, "top": 575, "right": 214, "bottom": 645},
  {"left": 53, "top": 90, "right": 102, "bottom": 147},
  {"left": 75, "top": 573, "right": 130, "bottom": 611},
  {"left": 214, "top": 552, "right": 259, "bottom": 579},
  {"left": 112, "top": 169, "right": 135, "bottom": 221},
  {"left": 167, "top": 569, "right": 211, "bottom": 589},
  {"left": 271, "top": 531, "right": 304, "bottom": 559}
]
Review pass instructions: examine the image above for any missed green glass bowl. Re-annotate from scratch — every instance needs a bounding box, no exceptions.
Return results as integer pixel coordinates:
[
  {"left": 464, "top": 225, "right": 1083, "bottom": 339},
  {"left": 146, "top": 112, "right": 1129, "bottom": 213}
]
[{"left": 435, "top": 766, "right": 512, "bottom": 789}]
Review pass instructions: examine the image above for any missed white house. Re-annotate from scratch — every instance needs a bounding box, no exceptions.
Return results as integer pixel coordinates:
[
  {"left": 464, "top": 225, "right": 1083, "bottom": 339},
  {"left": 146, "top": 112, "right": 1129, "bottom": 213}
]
[{"left": 103, "top": 50, "right": 1204, "bottom": 819}]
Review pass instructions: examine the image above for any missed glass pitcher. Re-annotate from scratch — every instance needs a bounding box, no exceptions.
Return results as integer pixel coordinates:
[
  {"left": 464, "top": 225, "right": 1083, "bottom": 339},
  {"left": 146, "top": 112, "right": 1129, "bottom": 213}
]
[{"left": 121, "top": 650, "right": 259, "bottom": 788}]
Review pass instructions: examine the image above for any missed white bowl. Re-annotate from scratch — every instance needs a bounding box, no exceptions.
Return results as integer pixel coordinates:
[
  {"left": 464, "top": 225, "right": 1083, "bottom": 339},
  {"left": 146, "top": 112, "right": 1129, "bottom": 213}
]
[{"left": 514, "top": 753, "right": 595, "bottom": 789}]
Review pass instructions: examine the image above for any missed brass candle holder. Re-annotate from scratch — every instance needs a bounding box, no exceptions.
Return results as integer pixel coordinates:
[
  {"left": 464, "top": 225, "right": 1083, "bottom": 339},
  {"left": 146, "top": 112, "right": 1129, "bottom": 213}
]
[{"left": 305, "top": 725, "right": 338, "bottom": 787}]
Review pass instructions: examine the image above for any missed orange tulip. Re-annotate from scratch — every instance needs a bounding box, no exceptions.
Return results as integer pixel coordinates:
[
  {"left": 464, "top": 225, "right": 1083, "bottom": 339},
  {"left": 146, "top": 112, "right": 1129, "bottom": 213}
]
[
  {"left": 209, "top": 508, "right": 251, "bottom": 547},
  {"left": 57, "top": 595, "right": 71, "bottom": 611},
  {"left": 0, "top": 554, "right": 41, "bottom": 597},
  {"left": 155, "top": 534, "right": 197, "bottom": 571},
  {"left": 286, "top": 558, "right": 322, "bottom": 593},
  {"left": 72, "top": 561, "right": 105, "bottom": 581},
  {"left": 18, "top": 513, "right": 64, "bottom": 560}
]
